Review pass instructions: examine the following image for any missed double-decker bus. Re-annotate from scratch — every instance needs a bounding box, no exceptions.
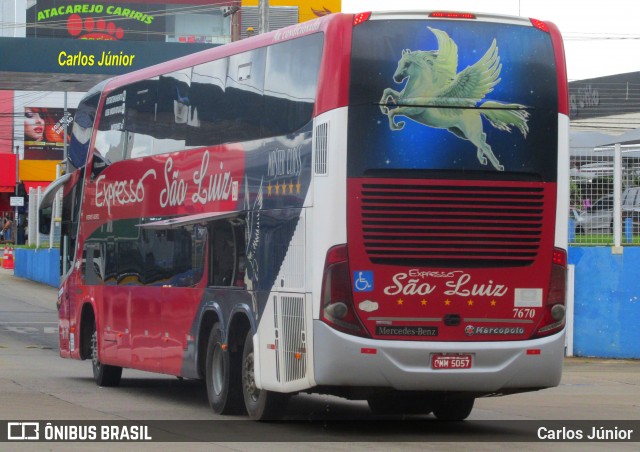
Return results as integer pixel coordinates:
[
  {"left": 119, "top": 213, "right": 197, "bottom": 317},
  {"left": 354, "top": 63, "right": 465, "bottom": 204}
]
[{"left": 41, "top": 10, "right": 569, "bottom": 421}]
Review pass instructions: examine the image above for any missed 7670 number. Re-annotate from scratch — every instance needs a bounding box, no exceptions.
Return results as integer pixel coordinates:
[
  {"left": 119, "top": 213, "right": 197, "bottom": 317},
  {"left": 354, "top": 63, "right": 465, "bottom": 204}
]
[{"left": 513, "top": 308, "right": 536, "bottom": 319}]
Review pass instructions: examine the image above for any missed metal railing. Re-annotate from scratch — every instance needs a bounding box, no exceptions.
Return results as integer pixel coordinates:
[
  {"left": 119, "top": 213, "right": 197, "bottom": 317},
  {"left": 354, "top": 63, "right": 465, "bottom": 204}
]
[{"left": 570, "top": 144, "right": 640, "bottom": 246}]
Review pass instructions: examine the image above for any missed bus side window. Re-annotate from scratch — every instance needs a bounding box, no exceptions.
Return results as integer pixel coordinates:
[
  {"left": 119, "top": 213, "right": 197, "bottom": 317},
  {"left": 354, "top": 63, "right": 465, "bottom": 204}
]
[{"left": 209, "top": 219, "right": 246, "bottom": 288}]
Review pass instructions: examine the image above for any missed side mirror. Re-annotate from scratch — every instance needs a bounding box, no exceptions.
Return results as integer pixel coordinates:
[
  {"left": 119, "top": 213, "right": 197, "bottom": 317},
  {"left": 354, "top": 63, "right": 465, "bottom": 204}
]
[
  {"left": 38, "top": 172, "right": 73, "bottom": 235},
  {"left": 38, "top": 205, "right": 52, "bottom": 234}
]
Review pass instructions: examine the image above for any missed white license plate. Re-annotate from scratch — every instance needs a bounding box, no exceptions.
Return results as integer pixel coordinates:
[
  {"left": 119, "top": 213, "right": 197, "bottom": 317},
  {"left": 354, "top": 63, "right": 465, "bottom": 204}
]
[{"left": 431, "top": 354, "right": 473, "bottom": 369}]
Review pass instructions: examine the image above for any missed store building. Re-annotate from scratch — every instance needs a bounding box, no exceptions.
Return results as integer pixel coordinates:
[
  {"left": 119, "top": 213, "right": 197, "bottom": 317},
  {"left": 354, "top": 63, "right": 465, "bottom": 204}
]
[{"left": 1, "top": 1, "right": 341, "bottom": 242}]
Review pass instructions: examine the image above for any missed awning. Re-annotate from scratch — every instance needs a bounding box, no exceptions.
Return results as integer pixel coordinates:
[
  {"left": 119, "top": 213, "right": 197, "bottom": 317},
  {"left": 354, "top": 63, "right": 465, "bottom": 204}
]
[
  {"left": 24, "top": 181, "right": 50, "bottom": 193},
  {"left": 0, "top": 154, "right": 16, "bottom": 189}
]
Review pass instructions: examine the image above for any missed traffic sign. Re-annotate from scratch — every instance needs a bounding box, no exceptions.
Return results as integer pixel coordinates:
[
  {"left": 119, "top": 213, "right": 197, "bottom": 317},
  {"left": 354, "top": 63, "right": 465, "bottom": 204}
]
[{"left": 10, "top": 197, "right": 24, "bottom": 207}]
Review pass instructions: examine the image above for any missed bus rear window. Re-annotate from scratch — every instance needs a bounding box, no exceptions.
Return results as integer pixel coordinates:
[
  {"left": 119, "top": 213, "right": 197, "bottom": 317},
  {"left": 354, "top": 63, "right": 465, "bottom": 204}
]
[{"left": 348, "top": 19, "right": 558, "bottom": 180}]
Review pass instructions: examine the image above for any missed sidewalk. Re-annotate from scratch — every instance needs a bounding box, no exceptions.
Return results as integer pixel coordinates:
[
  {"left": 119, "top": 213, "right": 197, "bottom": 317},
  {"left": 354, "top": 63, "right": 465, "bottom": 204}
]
[{"left": 0, "top": 261, "right": 58, "bottom": 311}]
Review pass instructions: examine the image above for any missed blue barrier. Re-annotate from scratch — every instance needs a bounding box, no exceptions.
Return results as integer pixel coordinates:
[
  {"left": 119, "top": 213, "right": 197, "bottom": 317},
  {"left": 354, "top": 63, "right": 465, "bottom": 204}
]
[
  {"left": 14, "top": 248, "right": 60, "bottom": 287},
  {"left": 568, "top": 219, "right": 575, "bottom": 243},
  {"left": 568, "top": 247, "right": 640, "bottom": 359},
  {"left": 625, "top": 218, "right": 633, "bottom": 243}
]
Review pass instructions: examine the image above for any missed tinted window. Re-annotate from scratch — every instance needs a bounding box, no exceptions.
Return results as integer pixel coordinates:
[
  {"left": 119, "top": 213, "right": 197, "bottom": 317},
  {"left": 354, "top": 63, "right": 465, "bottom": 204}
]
[
  {"left": 93, "top": 33, "right": 323, "bottom": 160},
  {"left": 60, "top": 168, "right": 84, "bottom": 275},
  {"left": 69, "top": 94, "right": 99, "bottom": 169},
  {"left": 93, "top": 86, "right": 129, "bottom": 171},
  {"left": 83, "top": 220, "right": 206, "bottom": 288},
  {"left": 191, "top": 58, "right": 229, "bottom": 145},
  {"left": 263, "top": 33, "right": 323, "bottom": 136},
  {"left": 209, "top": 219, "right": 246, "bottom": 288},
  {"left": 224, "top": 48, "right": 266, "bottom": 142}
]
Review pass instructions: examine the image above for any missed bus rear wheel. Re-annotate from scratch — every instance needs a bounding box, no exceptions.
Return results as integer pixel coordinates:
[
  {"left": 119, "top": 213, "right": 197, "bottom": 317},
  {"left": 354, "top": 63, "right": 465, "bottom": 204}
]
[
  {"left": 205, "top": 322, "right": 244, "bottom": 414},
  {"left": 91, "top": 328, "right": 122, "bottom": 387},
  {"left": 241, "top": 330, "right": 288, "bottom": 420},
  {"left": 432, "top": 396, "right": 475, "bottom": 421}
]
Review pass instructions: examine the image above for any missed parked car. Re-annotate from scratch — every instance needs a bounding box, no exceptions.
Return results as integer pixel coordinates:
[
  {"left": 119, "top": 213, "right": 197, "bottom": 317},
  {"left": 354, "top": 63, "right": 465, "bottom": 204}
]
[
  {"left": 574, "top": 194, "right": 614, "bottom": 234},
  {"left": 623, "top": 187, "right": 640, "bottom": 233},
  {"left": 574, "top": 188, "right": 640, "bottom": 235}
]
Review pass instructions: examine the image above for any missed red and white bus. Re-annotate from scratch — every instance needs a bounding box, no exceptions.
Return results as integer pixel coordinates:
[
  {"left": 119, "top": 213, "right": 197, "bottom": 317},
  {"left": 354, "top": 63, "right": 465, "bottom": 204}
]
[{"left": 42, "top": 10, "right": 569, "bottom": 421}]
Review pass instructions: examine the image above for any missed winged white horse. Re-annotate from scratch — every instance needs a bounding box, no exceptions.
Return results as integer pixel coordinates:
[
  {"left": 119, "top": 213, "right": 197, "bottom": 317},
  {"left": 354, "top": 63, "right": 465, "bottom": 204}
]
[{"left": 379, "top": 27, "right": 530, "bottom": 171}]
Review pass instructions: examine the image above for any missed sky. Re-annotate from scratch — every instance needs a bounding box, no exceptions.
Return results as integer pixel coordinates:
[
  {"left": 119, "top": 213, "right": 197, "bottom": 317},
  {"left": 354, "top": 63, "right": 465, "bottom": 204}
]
[{"left": 341, "top": 0, "right": 640, "bottom": 81}]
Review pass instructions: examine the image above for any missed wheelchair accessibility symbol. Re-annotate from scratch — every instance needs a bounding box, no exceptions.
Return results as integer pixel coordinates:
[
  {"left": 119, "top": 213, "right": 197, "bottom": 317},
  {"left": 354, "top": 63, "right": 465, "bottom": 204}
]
[{"left": 354, "top": 271, "right": 374, "bottom": 292}]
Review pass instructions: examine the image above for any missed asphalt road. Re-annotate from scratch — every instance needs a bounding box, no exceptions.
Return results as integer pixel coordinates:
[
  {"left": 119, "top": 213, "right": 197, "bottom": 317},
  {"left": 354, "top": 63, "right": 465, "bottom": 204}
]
[{"left": 0, "top": 265, "right": 638, "bottom": 450}]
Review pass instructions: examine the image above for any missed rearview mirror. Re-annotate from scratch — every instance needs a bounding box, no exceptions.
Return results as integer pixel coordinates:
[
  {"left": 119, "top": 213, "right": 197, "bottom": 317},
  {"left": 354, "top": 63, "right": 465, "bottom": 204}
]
[{"left": 39, "top": 205, "right": 52, "bottom": 234}]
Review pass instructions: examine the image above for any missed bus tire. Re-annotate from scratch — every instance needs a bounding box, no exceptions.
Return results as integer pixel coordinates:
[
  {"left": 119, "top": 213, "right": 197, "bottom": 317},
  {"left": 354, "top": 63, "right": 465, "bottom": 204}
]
[
  {"left": 241, "top": 329, "right": 288, "bottom": 421},
  {"left": 432, "top": 396, "right": 475, "bottom": 421},
  {"left": 91, "top": 328, "right": 122, "bottom": 387},
  {"left": 205, "top": 322, "right": 244, "bottom": 415}
]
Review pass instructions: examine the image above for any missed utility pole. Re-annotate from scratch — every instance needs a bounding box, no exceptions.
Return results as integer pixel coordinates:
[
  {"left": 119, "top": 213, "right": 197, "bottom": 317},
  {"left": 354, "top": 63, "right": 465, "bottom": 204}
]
[
  {"left": 63, "top": 91, "right": 69, "bottom": 173},
  {"left": 14, "top": 145, "right": 19, "bottom": 244},
  {"left": 223, "top": 2, "right": 240, "bottom": 42},
  {"left": 259, "top": 0, "right": 269, "bottom": 34}
]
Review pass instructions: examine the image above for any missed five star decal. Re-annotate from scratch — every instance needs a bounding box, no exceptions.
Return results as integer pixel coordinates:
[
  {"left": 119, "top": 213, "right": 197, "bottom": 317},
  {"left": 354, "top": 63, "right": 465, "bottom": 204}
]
[
  {"left": 391, "top": 297, "right": 499, "bottom": 307},
  {"left": 267, "top": 180, "right": 301, "bottom": 196}
]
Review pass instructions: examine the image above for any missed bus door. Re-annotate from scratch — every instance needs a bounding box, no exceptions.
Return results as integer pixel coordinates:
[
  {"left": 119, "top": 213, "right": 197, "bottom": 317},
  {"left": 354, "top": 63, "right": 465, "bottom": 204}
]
[
  {"left": 160, "top": 224, "right": 207, "bottom": 375},
  {"left": 127, "top": 219, "right": 205, "bottom": 374}
]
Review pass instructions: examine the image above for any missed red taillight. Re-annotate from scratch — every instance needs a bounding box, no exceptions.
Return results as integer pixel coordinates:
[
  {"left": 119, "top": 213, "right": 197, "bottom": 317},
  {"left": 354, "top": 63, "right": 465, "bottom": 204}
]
[
  {"left": 429, "top": 12, "right": 476, "bottom": 19},
  {"left": 530, "top": 18, "right": 549, "bottom": 33},
  {"left": 552, "top": 248, "right": 567, "bottom": 266},
  {"left": 353, "top": 12, "right": 371, "bottom": 26},
  {"left": 320, "top": 245, "right": 368, "bottom": 337},
  {"left": 533, "top": 248, "right": 567, "bottom": 338}
]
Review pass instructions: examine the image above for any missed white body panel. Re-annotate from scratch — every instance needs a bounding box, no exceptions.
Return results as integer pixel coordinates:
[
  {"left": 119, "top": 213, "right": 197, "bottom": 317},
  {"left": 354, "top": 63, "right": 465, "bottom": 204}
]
[
  {"left": 314, "top": 321, "right": 565, "bottom": 391},
  {"left": 255, "top": 108, "right": 348, "bottom": 392}
]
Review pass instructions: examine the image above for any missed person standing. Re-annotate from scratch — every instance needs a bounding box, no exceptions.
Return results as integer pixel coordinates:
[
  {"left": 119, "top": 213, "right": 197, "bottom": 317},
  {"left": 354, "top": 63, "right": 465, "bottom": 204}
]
[{"left": 3, "top": 216, "right": 12, "bottom": 243}]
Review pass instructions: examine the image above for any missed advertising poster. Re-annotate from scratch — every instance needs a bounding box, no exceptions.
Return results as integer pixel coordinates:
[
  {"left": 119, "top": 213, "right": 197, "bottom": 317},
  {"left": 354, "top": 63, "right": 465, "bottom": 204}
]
[{"left": 24, "top": 107, "right": 76, "bottom": 160}]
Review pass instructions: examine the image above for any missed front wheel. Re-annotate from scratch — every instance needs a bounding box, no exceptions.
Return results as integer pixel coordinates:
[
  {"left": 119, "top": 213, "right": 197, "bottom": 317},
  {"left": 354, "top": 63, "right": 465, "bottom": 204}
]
[
  {"left": 91, "top": 328, "right": 122, "bottom": 387},
  {"left": 241, "top": 330, "right": 288, "bottom": 420}
]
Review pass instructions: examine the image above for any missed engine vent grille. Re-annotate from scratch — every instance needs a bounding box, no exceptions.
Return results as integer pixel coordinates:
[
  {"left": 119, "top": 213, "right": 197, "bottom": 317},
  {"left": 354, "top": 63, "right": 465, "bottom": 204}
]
[
  {"left": 359, "top": 182, "right": 546, "bottom": 267},
  {"left": 279, "top": 296, "right": 306, "bottom": 383},
  {"left": 314, "top": 122, "right": 328, "bottom": 175}
]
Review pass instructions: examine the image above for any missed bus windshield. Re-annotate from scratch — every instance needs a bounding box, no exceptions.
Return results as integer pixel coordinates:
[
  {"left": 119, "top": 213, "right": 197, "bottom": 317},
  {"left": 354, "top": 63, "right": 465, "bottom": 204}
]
[{"left": 348, "top": 18, "right": 559, "bottom": 180}]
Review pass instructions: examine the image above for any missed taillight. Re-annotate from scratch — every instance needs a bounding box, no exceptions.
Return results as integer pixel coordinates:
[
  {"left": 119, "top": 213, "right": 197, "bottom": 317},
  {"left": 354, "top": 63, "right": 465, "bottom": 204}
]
[
  {"left": 533, "top": 248, "right": 567, "bottom": 338},
  {"left": 530, "top": 18, "right": 549, "bottom": 33},
  {"left": 320, "top": 245, "right": 368, "bottom": 337},
  {"left": 353, "top": 12, "right": 371, "bottom": 26}
]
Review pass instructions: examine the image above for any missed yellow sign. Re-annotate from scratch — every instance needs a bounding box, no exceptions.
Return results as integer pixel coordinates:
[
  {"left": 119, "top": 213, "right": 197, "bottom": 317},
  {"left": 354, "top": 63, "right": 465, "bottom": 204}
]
[
  {"left": 242, "top": 0, "right": 341, "bottom": 23},
  {"left": 19, "top": 160, "right": 60, "bottom": 182}
]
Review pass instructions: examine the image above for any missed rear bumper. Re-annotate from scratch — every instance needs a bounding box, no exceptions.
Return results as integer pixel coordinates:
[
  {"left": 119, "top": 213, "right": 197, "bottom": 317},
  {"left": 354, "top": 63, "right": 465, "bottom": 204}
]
[{"left": 313, "top": 320, "right": 564, "bottom": 393}]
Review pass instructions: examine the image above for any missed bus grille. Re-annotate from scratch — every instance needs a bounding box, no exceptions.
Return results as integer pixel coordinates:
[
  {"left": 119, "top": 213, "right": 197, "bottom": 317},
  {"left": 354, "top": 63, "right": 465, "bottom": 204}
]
[
  {"left": 279, "top": 295, "right": 306, "bottom": 383},
  {"left": 359, "top": 182, "right": 546, "bottom": 267}
]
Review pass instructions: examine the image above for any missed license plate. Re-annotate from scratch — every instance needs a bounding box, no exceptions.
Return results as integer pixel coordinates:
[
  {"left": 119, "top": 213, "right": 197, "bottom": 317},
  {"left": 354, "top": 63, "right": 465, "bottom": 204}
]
[{"left": 431, "top": 354, "right": 473, "bottom": 369}]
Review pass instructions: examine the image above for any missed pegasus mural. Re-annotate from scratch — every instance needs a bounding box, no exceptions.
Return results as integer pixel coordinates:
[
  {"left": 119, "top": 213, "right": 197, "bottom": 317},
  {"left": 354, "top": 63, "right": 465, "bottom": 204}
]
[{"left": 379, "top": 27, "right": 530, "bottom": 171}]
